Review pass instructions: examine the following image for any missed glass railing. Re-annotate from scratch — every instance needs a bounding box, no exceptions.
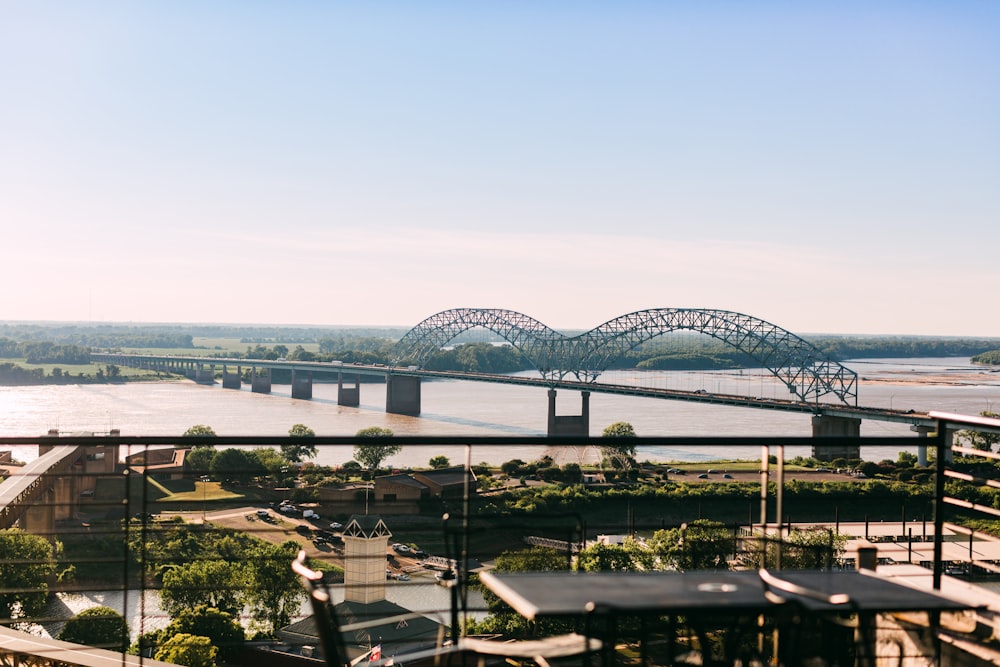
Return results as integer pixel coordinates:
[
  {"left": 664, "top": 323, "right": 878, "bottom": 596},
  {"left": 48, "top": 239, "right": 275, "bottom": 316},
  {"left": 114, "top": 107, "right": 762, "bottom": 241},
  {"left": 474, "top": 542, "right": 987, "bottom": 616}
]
[{"left": 0, "top": 419, "right": 998, "bottom": 665}]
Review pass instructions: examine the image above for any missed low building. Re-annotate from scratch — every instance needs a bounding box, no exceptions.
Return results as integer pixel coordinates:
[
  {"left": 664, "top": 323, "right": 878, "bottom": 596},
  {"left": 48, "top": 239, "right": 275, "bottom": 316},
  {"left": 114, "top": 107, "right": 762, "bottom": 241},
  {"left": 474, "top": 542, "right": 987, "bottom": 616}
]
[
  {"left": 124, "top": 446, "right": 189, "bottom": 480},
  {"left": 374, "top": 466, "right": 477, "bottom": 503}
]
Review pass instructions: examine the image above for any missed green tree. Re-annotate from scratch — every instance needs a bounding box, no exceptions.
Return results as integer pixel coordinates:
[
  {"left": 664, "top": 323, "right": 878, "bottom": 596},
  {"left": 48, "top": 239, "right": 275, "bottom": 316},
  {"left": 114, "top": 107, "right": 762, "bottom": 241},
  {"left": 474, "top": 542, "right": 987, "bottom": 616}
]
[
  {"left": 250, "top": 447, "right": 288, "bottom": 477},
  {"left": 160, "top": 560, "right": 243, "bottom": 618},
  {"left": 429, "top": 455, "right": 451, "bottom": 469},
  {"left": 183, "top": 424, "right": 217, "bottom": 439},
  {"left": 0, "top": 529, "right": 56, "bottom": 621},
  {"left": 210, "top": 448, "right": 263, "bottom": 485},
  {"left": 243, "top": 541, "right": 303, "bottom": 634},
  {"left": 353, "top": 427, "right": 401, "bottom": 473},
  {"left": 159, "top": 605, "right": 245, "bottom": 662},
  {"left": 577, "top": 543, "right": 632, "bottom": 572},
  {"left": 600, "top": 421, "right": 637, "bottom": 469},
  {"left": 739, "top": 527, "right": 847, "bottom": 570},
  {"left": 954, "top": 411, "right": 1000, "bottom": 452},
  {"left": 494, "top": 546, "right": 569, "bottom": 574},
  {"left": 281, "top": 424, "right": 318, "bottom": 463},
  {"left": 185, "top": 447, "right": 216, "bottom": 476},
  {"left": 649, "top": 520, "right": 732, "bottom": 571},
  {"left": 58, "top": 606, "right": 129, "bottom": 651},
  {"left": 155, "top": 633, "right": 218, "bottom": 667}
]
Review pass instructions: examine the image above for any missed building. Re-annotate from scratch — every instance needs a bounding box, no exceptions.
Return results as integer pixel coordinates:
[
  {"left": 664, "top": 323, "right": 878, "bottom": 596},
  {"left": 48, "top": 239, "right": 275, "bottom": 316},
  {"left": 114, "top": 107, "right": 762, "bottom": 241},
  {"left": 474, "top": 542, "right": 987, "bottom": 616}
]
[
  {"left": 374, "top": 466, "right": 477, "bottom": 503},
  {"left": 278, "top": 515, "right": 445, "bottom": 664}
]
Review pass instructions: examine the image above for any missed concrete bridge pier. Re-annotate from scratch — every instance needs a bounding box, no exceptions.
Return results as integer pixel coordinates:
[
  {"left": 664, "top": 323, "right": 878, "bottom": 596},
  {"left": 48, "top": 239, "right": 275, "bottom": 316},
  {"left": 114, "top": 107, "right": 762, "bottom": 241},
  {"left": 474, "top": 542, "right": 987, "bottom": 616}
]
[
  {"left": 222, "top": 365, "right": 242, "bottom": 389},
  {"left": 291, "top": 370, "right": 313, "bottom": 400},
  {"left": 251, "top": 367, "right": 271, "bottom": 393},
  {"left": 20, "top": 487, "right": 55, "bottom": 535},
  {"left": 911, "top": 424, "right": 935, "bottom": 466},
  {"left": 194, "top": 364, "right": 215, "bottom": 385},
  {"left": 338, "top": 372, "right": 360, "bottom": 407},
  {"left": 811, "top": 415, "right": 861, "bottom": 461},
  {"left": 386, "top": 374, "right": 421, "bottom": 415},
  {"left": 547, "top": 389, "right": 590, "bottom": 436}
]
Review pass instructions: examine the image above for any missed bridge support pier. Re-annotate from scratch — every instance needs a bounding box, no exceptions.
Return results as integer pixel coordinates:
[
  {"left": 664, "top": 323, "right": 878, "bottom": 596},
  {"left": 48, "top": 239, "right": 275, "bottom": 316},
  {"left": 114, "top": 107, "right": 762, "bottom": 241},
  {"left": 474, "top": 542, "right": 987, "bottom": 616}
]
[
  {"left": 911, "top": 424, "right": 934, "bottom": 466},
  {"left": 338, "top": 373, "right": 360, "bottom": 407},
  {"left": 20, "top": 488, "right": 55, "bottom": 535},
  {"left": 386, "top": 375, "right": 421, "bottom": 416},
  {"left": 547, "top": 389, "right": 590, "bottom": 437},
  {"left": 291, "top": 370, "right": 313, "bottom": 400},
  {"left": 222, "top": 365, "right": 241, "bottom": 390},
  {"left": 194, "top": 364, "right": 215, "bottom": 385},
  {"left": 811, "top": 415, "right": 861, "bottom": 461},
  {"left": 251, "top": 367, "right": 271, "bottom": 393}
]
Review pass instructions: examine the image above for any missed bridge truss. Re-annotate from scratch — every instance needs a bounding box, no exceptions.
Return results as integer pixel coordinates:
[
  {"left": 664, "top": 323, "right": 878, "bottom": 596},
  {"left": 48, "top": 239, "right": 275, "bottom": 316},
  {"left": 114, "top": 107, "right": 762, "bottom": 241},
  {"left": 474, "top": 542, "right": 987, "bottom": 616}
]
[{"left": 393, "top": 308, "right": 858, "bottom": 405}]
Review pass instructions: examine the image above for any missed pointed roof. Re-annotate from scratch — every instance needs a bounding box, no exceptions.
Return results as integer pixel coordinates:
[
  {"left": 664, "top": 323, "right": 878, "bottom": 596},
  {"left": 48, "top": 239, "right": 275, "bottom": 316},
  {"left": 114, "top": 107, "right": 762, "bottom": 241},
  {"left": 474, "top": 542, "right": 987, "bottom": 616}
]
[{"left": 344, "top": 515, "right": 392, "bottom": 539}]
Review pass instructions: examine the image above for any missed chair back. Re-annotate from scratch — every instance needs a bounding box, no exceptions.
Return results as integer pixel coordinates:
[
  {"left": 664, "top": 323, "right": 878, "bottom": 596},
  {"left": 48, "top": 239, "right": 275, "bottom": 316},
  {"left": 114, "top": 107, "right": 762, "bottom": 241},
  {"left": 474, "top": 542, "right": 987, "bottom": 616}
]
[{"left": 293, "top": 550, "right": 351, "bottom": 667}]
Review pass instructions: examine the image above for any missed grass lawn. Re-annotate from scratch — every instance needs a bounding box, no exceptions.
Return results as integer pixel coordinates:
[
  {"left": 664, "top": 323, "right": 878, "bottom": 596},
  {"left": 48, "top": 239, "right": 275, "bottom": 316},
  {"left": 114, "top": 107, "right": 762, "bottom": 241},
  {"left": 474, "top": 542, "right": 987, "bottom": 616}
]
[{"left": 156, "top": 480, "right": 245, "bottom": 502}]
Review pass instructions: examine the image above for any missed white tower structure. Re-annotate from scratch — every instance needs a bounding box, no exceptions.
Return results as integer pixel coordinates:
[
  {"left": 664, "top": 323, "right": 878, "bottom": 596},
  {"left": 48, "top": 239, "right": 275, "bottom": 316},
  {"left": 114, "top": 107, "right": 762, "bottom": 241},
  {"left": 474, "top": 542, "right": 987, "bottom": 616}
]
[{"left": 342, "top": 515, "right": 392, "bottom": 604}]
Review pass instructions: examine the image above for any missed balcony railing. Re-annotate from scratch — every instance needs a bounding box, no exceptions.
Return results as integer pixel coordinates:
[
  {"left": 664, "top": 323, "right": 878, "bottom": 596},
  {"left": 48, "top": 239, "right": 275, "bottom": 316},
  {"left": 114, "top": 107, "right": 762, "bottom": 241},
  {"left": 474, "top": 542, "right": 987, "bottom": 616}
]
[{"left": 0, "top": 412, "right": 997, "bottom": 666}]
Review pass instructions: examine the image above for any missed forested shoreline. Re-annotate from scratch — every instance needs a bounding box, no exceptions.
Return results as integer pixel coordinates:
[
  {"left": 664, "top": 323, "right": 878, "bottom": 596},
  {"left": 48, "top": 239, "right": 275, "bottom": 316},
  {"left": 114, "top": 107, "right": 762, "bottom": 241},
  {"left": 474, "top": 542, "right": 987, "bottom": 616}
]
[{"left": 0, "top": 321, "right": 998, "bottom": 385}]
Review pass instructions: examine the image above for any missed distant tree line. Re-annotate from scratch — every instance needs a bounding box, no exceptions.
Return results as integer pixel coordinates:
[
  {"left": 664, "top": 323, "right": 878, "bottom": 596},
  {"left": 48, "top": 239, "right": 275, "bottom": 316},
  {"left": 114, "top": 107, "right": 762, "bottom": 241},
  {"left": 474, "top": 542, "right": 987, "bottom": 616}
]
[
  {"left": 0, "top": 339, "right": 91, "bottom": 363},
  {"left": 972, "top": 350, "right": 1000, "bottom": 365},
  {"left": 0, "top": 326, "right": 193, "bottom": 349}
]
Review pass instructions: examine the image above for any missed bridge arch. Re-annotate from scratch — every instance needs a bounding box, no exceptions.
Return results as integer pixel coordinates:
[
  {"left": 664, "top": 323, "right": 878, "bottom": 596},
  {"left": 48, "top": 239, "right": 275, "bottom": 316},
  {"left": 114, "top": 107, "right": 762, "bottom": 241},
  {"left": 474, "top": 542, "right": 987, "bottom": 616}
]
[{"left": 393, "top": 307, "right": 857, "bottom": 405}]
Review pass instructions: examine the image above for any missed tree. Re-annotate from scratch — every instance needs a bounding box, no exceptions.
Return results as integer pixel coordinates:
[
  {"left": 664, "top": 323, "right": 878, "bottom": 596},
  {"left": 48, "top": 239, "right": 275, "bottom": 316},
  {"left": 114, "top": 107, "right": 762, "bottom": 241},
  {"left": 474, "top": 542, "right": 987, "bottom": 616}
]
[
  {"left": 494, "top": 546, "right": 569, "bottom": 574},
  {"left": 0, "top": 529, "right": 56, "bottom": 621},
  {"left": 160, "top": 560, "right": 243, "bottom": 618},
  {"left": 353, "top": 427, "right": 401, "bottom": 472},
  {"left": 243, "top": 541, "right": 303, "bottom": 634},
  {"left": 183, "top": 424, "right": 216, "bottom": 439},
  {"left": 577, "top": 541, "right": 649, "bottom": 572},
  {"left": 209, "top": 448, "right": 263, "bottom": 485},
  {"left": 185, "top": 447, "right": 216, "bottom": 476},
  {"left": 649, "top": 520, "right": 732, "bottom": 571},
  {"left": 738, "top": 527, "right": 847, "bottom": 570},
  {"left": 429, "top": 455, "right": 451, "bottom": 469},
  {"left": 58, "top": 606, "right": 129, "bottom": 652},
  {"left": 600, "top": 421, "right": 637, "bottom": 469},
  {"left": 281, "top": 424, "right": 318, "bottom": 463},
  {"left": 155, "top": 633, "right": 218, "bottom": 667},
  {"left": 954, "top": 411, "right": 1000, "bottom": 452},
  {"left": 159, "top": 605, "right": 245, "bottom": 663}
]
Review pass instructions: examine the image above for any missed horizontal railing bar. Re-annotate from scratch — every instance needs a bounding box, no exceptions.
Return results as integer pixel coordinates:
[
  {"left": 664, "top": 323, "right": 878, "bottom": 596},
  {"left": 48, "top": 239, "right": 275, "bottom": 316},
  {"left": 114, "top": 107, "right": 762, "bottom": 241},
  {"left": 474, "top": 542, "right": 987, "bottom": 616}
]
[{"left": 0, "top": 435, "right": 930, "bottom": 448}]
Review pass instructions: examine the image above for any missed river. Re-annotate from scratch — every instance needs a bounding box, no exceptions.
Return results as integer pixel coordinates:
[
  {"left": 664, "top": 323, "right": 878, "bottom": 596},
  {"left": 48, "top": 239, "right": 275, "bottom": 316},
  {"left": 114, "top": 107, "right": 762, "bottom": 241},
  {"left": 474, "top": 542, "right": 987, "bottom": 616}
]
[{"left": 2, "top": 357, "right": 999, "bottom": 467}]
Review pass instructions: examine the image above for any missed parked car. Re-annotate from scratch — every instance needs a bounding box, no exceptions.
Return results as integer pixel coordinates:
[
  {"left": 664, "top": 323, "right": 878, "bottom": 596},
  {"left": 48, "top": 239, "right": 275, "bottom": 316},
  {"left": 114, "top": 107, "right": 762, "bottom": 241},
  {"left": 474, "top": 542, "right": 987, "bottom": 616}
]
[
  {"left": 392, "top": 543, "right": 411, "bottom": 554},
  {"left": 329, "top": 522, "right": 343, "bottom": 530}
]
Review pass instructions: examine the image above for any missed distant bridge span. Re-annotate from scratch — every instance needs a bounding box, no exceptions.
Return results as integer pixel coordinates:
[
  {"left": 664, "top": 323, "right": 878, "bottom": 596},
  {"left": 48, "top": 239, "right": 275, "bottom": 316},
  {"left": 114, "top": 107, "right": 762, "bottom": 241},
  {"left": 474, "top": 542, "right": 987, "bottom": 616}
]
[{"left": 394, "top": 308, "right": 858, "bottom": 406}]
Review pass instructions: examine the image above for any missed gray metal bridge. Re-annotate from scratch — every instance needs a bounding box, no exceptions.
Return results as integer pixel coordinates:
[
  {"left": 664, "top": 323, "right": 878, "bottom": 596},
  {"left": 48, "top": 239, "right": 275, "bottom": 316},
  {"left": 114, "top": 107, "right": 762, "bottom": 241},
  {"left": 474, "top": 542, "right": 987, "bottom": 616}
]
[{"left": 394, "top": 308, "right": 858, "bottom": 406}]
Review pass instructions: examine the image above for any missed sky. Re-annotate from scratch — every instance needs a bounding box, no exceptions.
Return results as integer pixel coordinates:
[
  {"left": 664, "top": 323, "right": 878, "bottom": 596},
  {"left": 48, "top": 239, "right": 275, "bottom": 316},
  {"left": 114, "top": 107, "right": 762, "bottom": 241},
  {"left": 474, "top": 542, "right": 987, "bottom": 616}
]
[{"left": 2, "top": 2, "right": 998, "bottom": 336}]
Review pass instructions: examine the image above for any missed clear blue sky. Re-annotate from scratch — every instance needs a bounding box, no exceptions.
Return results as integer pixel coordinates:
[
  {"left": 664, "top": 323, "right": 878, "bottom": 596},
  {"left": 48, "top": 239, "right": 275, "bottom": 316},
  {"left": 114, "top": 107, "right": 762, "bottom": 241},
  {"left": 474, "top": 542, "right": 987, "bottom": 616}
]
[{"left": 2, "top": 2, "right": 998, "bottom": 336}]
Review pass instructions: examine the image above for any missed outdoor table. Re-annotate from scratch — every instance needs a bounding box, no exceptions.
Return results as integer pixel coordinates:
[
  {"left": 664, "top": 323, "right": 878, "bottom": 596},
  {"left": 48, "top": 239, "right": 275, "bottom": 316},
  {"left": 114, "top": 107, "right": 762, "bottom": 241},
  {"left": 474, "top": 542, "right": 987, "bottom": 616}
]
[{"left": 479, "top": 569, "right": 973, "bottom": 666}]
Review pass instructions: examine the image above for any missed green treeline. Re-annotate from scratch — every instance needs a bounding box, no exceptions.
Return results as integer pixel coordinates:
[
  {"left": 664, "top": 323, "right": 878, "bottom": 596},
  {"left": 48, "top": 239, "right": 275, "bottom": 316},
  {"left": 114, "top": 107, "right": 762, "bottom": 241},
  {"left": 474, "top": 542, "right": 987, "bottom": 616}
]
[
  {"left": 972, "top": 350, "right": 1000, "bottom": 365},
  {"left": 0, "top": 340, "right": 91, "bottom": 363},
  {"left": 469, "top": 480, "right": 945, "bottom": 527},
  {"left": 0, "top": 326, "right": 193, "bottom": 350}
]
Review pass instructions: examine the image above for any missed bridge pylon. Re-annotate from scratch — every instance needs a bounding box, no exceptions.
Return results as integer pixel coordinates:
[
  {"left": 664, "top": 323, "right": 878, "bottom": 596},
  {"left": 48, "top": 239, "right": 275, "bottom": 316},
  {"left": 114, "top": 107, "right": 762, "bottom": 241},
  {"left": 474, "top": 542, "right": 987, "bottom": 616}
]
[{"left": 547, "top": 389, "right": 589, "bottom": 437}]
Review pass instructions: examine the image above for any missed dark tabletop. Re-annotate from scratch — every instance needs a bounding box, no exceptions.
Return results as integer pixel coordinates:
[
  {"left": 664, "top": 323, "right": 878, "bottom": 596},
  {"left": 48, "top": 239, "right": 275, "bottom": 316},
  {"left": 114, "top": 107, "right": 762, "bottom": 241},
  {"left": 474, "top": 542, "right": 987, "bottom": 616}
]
[{"left": 479, "top": 570, "right": 972, "bottom": 621}]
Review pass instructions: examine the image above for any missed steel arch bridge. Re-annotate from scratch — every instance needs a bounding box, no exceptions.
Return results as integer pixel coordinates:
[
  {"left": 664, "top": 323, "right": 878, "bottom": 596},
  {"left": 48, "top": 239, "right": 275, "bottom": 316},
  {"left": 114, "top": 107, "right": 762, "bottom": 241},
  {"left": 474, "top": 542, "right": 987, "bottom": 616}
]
[{"left": 393, "top": 308, "right": 858, "bottom": 406}]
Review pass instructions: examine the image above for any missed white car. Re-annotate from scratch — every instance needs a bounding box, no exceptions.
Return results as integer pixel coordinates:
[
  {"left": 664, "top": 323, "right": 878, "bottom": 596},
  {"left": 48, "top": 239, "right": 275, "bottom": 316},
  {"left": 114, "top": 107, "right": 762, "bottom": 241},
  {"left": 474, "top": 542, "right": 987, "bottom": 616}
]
[{"left": 329, "top": 522, "right": 343, "bottom": 530}]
